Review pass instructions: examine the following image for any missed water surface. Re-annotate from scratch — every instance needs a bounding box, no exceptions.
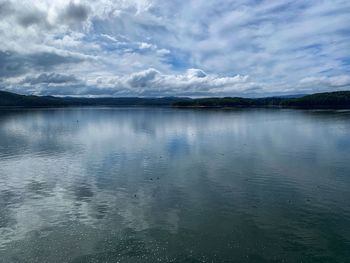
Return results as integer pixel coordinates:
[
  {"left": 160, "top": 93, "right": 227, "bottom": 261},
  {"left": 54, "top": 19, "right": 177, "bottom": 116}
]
[{"left": 0, "top": 108, "right": 349, "bottom": 262}]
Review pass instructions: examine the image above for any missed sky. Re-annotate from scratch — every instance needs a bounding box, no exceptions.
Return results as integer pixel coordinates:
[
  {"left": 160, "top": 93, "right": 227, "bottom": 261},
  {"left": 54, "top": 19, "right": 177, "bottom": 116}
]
[{"left": 0, "top": 0, "right": 349, "bottom": 97}]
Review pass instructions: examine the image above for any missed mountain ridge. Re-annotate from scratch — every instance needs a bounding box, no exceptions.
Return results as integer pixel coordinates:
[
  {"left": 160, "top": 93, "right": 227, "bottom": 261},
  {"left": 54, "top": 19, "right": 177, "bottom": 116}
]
[{"left": 1, "top": 90, "right": 350, "bottom": 109}]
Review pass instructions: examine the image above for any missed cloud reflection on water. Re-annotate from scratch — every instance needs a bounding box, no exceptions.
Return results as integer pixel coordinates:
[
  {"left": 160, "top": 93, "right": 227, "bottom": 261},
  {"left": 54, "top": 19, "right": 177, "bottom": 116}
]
[{"left": 0, "top": 108, "right": 350, "bottom": 261}]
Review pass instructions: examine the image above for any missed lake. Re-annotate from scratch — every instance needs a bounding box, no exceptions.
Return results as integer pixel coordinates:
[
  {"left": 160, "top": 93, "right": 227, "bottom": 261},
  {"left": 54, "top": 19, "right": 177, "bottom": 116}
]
[{"left": 0, "top": 108, "right": 349, "bottom": 262}]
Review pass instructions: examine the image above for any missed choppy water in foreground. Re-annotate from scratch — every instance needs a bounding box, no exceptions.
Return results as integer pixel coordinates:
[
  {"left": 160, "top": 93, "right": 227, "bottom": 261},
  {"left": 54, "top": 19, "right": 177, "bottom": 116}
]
[{"left": 0, "top": 108, "right": 349, "bottom": 263}]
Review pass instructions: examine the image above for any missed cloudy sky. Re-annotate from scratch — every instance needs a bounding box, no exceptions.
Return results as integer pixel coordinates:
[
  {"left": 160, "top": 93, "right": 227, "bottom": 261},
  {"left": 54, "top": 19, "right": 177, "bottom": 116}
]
[{"left": 0, "top": 0, "right": 349, "bottom": 97}]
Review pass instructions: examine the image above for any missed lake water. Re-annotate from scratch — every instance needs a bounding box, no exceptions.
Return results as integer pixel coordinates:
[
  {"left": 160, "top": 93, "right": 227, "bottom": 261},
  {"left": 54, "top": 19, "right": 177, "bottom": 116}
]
[{"left": 0, "top": 108, "right": 349, "bottom": 262}]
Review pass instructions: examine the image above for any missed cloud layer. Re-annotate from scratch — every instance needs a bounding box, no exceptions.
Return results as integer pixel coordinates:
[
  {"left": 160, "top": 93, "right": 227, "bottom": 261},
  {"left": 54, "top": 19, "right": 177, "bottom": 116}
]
[{"left": 0, "top": 0, "right": 349, "bottom": 96}]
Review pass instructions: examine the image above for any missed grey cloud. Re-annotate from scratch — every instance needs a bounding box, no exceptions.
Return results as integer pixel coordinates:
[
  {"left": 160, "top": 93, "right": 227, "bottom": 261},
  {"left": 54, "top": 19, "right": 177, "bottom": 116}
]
[
  {"left": 4, "top": 68, "right": 258, "bottom": 97},
  {"left": 90, "top": 68, "right": 258, "bottom": 97},
  {"left": 28, "top": 51, "right": 83, "bottom": 68},
  {"left": 21, "top": 73, "right": 80, "bottom": 85},
  {"left": 0, "top": 50, "right": 84, "bottom": 78},
  {"left": 0, "top": 51, "right": 27, "bottom": 77},
  {"left": 17, "top": 10, "right": 49, "bottom": 28},
  {"left": 15, "top": 71, "right": 349, "bottom": 98},
  {"left": 300, "top": 75, "right": 350, "bottom": 88},
  {"left": 186, "top": 69, "right": 207, "bottom": 78},
  {"left": 0, "top": 1, "right": 50, "bottom": 29},
  {"left": 126, "top": 68, "right": 160, "bottom": 88},
  {"left": 0, "top": 1, "right": 13, "bottom": 16},
  {"left": 59, "top": 1, "right": 90, "bottom": 25}
]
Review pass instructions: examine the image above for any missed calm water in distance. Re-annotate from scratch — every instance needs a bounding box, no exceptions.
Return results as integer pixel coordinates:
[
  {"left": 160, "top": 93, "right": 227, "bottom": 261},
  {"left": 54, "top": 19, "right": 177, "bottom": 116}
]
[{"left": 0, "top": 108, "right": 349, "bottom": 263}]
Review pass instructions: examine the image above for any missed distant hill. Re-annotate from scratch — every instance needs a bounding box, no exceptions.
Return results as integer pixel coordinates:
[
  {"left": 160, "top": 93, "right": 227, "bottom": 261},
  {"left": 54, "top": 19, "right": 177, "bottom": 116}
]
[
  {"left": 1, "top": 90, "right": 350, "bottom": 109},
  {"left": 173, "top": 91, "right": 350, "bottom": 109},
  {"left": 280, "top": 91, "right": 350, "bottom": 108},
  {"left": 173, "top": 97, "right": 286, "bottom": 107},
  {"left": 0, "top": 90, "right": 67, "bottom": 107},
  {"left": 0, "top": 90, "right": 190, "bottom": 107}
]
